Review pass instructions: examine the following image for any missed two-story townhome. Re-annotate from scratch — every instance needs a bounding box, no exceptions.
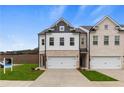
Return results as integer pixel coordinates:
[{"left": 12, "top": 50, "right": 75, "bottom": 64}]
[
  {"left": 81, "top": 16, "right": 124, "bottom": 69},
  {"left": 38, "top": 18, "right": 88, "bottom": 69},
  {"left": 38, "top": 16, "right": 124, "bottom": 69}
]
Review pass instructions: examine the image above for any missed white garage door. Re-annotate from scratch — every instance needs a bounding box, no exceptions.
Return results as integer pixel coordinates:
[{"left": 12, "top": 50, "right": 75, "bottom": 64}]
[
  {"left": 90, "top": 56, "right": 122, "bottom": 69},
  {"left": 47, "top": 56, "right": 77, "bottom": 69}
]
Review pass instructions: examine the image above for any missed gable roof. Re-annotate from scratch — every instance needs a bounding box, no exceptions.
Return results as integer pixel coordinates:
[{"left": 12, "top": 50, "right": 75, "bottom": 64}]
[
  {"left": 80, "top": 16, "right": 124, "bottom": 32},
  {"left": 50, "top": 17, "right": 74, "bottom": 28},
  {"left": 39, "top": 16, "right": 124, "bottom": 35},
  {"left": 38, "top": 18, "right": 87, "bottom": 35},
  {"left": 93, "top": 16, "right": 121, "bottom": 28}
]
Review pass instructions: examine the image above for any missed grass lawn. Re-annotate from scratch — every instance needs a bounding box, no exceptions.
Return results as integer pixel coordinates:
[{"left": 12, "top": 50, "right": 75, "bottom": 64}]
[
  {"left": 0, "top": 64, "right": 44, "bottom": 80},
  {"left": 80, "top": 70, "right": 118, "bottom": 81}
]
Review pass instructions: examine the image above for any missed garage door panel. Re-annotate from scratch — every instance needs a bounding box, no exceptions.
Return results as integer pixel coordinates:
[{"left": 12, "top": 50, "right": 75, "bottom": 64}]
[
  {"left": 91, "top": 57, "right": 121, "bottom": 69},
  {"left": 47, "top": 56, "right": 77, "bottom": 69}
]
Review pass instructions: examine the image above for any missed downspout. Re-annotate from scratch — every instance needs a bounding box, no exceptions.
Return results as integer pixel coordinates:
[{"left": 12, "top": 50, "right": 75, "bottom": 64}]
[
  {"left": 38, "top": 34, "right": 40, "bottom": 67},
  {"left": 79, "top": 32, "right": 80, "bottom": 69},
  {"left": 86, "top": 32, "right": 88, "bottom": 69},
  {"left": 88, "top": 30, "right": 91, "bottom": 69},
  {"left": 45, "top": 32, "right": 47, "bottom": 69},
  {"left": 86, "top": 33, "right": 88, "bottom": 49}
]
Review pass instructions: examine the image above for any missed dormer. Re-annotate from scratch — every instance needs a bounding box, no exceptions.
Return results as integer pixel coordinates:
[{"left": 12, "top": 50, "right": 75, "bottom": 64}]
[{"left": 50, "top": 18, "right": 75, "bottom": 32}]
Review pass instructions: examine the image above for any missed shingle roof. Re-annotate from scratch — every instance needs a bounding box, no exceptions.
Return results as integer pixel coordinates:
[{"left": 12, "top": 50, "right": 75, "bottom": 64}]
[
  {"left": 81, "top": 25, "right": 124, "bottom": 31},
  {"left": 80, "top": 26, "right": 93, "bottom": 30},
  {"left": 38, "top": 28, "right": 49, "bottom": 35},
  {"left": 120, "top": 25, "right": 124, "bottom": 27},
  {"left": 38, "top": 27, "right": 87, "bottom": 35},
  {"left": 75, "top": 28, "right": 87, "bottom": 33}
]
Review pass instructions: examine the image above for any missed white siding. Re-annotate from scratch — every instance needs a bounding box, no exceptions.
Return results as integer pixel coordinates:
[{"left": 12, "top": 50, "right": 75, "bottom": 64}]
[
  {"left": 46, "top": 33, "right": 79, "bottom": 50},
  {"left": 80, "top": 34, "right": 87, "bottom": 48},
  {"left": 39, "top": 35, "right": 45, "bottom": 52}
]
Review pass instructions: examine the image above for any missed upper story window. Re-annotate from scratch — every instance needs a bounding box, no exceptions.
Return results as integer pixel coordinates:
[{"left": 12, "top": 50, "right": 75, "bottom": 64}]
[
  {"left": 81, "top": 38, "right": 84, "bottom": 45},
  {"left": 42, "top": 39, "right": 45, "bottom": 45},
  {"left": 59, "top": 26, "right": 65, "bottom": 31},
  {"left": 104, "top": 36, "right": 109, "bottom": 45},
  {"left": 93, "top": 36, "right": 98, "bottom": 45},
  {"left": 70, "top": 37, "right": 75, "bottom": 46},
  {"left": 115, "top": 36, "right": 120, "bottom": 45},
  {"left": 60, "top": 37, "right": 64, "bottom": 46},
  {"left": 104, "top": 25, "right": 108, "bottom": 30},
  {"left": 49, "top": 37, "right": 54, "bottom": 46}
]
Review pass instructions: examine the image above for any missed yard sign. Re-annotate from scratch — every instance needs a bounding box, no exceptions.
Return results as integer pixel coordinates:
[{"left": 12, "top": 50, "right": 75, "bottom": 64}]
[{"left": 3, "top": 58, "right": 13, "bottom": 74}]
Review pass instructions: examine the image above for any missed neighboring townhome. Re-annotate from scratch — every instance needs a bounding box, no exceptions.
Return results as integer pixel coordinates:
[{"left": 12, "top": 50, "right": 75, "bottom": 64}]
[
  {"left": 38, "top": 18, "right": 88, "bottom": 69},
  {"left": 81, "top": 16, "right": 124, "bottom": 69}
]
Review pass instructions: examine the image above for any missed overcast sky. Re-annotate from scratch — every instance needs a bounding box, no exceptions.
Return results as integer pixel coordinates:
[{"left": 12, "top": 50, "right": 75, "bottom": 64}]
[{"left": 0, "top": 5, "right": 124, "bottom": 51}]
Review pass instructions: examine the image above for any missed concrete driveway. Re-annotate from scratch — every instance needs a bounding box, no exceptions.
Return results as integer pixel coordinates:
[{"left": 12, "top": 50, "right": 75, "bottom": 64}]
[
  {"left": 29, "top": 69, "right": 124, "bottom": 87},
  {"left": 29, "top": 69, "right": 91, "bottom": 87}
]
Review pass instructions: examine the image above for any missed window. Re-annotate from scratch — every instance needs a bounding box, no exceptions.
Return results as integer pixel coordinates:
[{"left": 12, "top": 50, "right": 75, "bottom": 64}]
[
  {"left": 81, "top": 38, "right": 84, "bottom": 45},
  {"left": 104, "top": 36, "right": 109, "bottom": 45},
  {"left": 104, "top": 25, "right": 108, "bottom": 30},
  {"left": 60, "top": 37, "right": 64, "bottom": 46},
  {"left": 93, "top": 36, "right": 98, "bottom": 45},
  {"left": 42, "top": 39, "right": 45, "bottom": 45},
  {"left": 49, "top": 37, "right": 54, "bottom": 46},
  {"left": 59, "top": 26, "right": 65, "bottom": 31},
  {"left": 70, "top": 37, "right": 75, "bottom": 46},
  {"left": 115, "top": 36, "right": 120, "bottom": 45}
]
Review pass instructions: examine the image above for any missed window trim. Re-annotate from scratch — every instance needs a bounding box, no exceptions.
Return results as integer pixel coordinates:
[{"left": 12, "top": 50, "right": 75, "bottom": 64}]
[
  {"left": 115, "top": 36, "right": 120, "bottom": 45},
  {"left": 49, "top": 37, "right": 54, "bottom": 46},
  {"left": 60, "top": 37, "right": 64, "bottom": 46},
  {"left": 81, "top": 38, "right": 84, "bottom": 45},
  {"left": 104, "top": 36, "right": 109, "bottom": 45},
  {"left": 70, "top": 37, "right": 75, "bottom": 46},
  {"left": 104, "top": 25, "right": 108, "bottom": 30},
  {"left": 93, "top": 36, "right": 98, "bottom": 45},
  {"left": 42, "top": 39, "right": 45, "bottom": 45},
  {"left": 59, "top": 26, "right": 65, "bottom": 31}
]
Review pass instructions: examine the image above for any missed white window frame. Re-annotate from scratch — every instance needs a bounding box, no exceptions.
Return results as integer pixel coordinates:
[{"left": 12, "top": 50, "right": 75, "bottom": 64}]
[
  {"left": 49, "top": 37, "right": 54, "bottom": 46},
  {"left": 93, "top": 36, "right": 98, "bottom": 45},
  {"left": 104, "top": 36, "right": 109, "bottom": 45},
  {"left": 59, "top": 26, "right": 65, "bottom": 31},
  {"left": 115, "top": 36, "right": 120, "bottom": 45},
  {"left": 60, "top": 37, "right": 64, "bottom": 46},
  {"left": 70, "top": 37, "right": 75, "bottom": 46}
]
